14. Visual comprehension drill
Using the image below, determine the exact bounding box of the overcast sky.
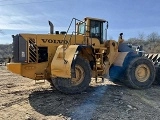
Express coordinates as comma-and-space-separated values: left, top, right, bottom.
0, 0, 160, 44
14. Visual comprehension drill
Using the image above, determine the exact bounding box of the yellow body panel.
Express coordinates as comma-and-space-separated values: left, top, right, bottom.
102, 40, 119, 75
7, 62, 50, 80
20, 34, 85, 46
7, 34, 88, 80
7, 63, 22, 75
51, 45, 79, 78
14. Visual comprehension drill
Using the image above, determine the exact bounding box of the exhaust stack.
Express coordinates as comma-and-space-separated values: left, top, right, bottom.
48, 21, 54, 34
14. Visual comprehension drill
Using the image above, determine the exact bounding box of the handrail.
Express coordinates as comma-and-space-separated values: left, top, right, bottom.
62, 18, 85, 46
62, 18, 85, 63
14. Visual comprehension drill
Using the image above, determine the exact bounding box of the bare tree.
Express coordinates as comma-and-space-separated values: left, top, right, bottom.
147, 32, 160, 42
138, 32, 146, 41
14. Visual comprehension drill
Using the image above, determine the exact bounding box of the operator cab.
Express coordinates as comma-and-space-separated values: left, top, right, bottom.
77, 17, 107, 44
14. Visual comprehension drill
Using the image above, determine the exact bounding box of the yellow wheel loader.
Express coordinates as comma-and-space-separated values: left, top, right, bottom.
7, 17, 156, 94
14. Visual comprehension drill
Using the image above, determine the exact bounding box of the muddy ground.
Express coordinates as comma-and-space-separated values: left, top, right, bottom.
0, 66, 160, 120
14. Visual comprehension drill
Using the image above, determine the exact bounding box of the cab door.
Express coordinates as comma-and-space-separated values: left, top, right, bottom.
90, 20, 104, 44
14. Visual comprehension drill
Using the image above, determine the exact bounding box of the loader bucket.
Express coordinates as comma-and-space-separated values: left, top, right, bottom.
109, 43, 139, 81
109, 43, 156, 89
109, 51, 139, 81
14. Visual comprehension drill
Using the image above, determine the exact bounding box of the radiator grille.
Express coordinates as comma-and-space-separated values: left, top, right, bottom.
28, 38, 37, 63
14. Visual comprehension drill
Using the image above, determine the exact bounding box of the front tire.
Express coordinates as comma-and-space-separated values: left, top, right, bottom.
124, 57, 155, 89
52, 56, 91, 94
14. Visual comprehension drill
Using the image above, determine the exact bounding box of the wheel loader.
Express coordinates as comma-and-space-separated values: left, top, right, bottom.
7, 17, 157, 94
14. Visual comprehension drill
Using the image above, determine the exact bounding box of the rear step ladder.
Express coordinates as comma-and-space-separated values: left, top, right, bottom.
35, 73, 45, 84
94, 47, 106, 83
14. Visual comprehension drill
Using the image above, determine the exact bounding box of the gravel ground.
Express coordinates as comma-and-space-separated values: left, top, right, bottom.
0, 66, 160, 120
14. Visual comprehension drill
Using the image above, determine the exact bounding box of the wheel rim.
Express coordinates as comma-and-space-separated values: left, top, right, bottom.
71, 65, 84, 86
135, 64, 150, 82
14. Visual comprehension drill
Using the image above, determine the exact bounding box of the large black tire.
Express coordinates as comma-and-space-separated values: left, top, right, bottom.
155, 66, 160, 84
52, 56, 91, 94
124, 57, 155, 89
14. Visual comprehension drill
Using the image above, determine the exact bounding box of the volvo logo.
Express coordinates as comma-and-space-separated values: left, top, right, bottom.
41, 39, 69, 44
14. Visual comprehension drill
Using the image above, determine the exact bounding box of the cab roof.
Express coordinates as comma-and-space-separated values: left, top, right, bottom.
85, 17, 106, 22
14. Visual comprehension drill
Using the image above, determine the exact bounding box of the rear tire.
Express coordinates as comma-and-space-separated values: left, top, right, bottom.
124, 57, 155, 89
52, 56, 91, 94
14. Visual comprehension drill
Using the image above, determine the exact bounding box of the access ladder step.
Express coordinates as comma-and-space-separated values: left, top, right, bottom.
96, 69, 103, 72
35, 79, 45, 84
36, 74, 44, 77
95, 77, 104, 83
35, 73, 45, 84
96, 53, 103, 55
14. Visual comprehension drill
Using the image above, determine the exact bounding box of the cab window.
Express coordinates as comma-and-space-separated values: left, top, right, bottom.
78, 22, 86, 34
90, 20, 103, 43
